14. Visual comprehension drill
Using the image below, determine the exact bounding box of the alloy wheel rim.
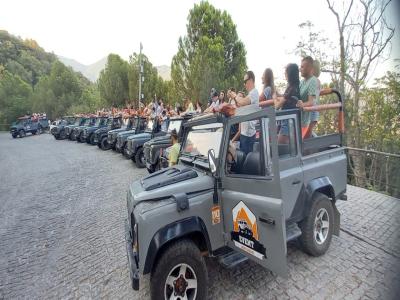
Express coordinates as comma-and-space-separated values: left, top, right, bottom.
314, 208, 329, 245
164, 263, 197, 300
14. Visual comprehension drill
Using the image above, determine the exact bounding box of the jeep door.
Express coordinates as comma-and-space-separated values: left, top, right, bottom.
220, 111, 287, 277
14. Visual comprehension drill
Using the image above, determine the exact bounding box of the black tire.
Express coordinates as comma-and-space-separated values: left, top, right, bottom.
32, 130, 37, 135
298, 192, 334, 257
147, 164, 155, 174
135, 147, 145, 168
12, 133, 17, 139
77, 133, 83, 143
150, 239, 208, 300
89, 134, 95, 145
70, 132, 76, 141
19, 130, 25, 138
37, 126, 42, 134
100, 137, 110, 150
60, 130, 66, 139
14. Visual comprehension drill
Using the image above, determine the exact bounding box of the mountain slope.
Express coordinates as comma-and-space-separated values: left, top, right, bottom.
58, 56, 106, 82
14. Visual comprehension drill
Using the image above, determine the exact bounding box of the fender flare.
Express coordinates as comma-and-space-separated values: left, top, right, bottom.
305, 177, 340, 235
143, 216, 211, 274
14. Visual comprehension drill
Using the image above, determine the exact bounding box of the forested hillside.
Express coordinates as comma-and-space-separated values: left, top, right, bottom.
0, 30, 99, 127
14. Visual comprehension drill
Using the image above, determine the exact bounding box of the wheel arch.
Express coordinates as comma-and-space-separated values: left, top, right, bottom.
144, 216, 211, 275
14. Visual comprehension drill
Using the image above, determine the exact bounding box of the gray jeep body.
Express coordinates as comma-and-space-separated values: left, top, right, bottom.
65, 117, 87, 140
125, 103, 347, 292
10, 117, 43, 138
94, 117, 123, 148
73, 117, 97, 143
81, 117, 108, 144
51, 116, 76, 140
114, 117, 148, 153
143, 115, 193, 172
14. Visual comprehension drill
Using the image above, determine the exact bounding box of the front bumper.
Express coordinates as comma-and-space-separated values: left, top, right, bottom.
125, 219, 139, 291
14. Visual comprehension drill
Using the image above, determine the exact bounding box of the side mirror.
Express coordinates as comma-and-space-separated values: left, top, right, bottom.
208, 149, 217, 176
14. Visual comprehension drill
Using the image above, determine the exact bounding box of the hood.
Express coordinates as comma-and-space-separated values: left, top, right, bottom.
96, 127, 109, 134
117, 129, 137, 137
127, 132, 151, 141
109, 127, 131, 134
127, 165, 213, 209
86, 126, 100, 132
144, 134, 172, 148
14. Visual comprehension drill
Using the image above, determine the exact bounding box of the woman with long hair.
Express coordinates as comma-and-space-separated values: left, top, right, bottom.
260, 68, 275, 100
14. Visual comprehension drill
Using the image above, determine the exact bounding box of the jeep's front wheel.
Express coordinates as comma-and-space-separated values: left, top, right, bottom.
135, 147, 145, 168
100, 137, 110, 150
299, 192, 334, 256
19, 130, 26, 138
151, 240, 207, 300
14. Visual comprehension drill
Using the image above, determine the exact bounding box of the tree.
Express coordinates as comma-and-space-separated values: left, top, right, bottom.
98, 54, 129, 107
128, 53, 166, 106
0, 69, 33, 129
32, 61, 83, 119
171, 1, 247, 105
325, 0, 395, 186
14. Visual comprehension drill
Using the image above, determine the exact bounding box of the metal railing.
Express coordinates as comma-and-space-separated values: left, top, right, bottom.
346, 147, 400, 198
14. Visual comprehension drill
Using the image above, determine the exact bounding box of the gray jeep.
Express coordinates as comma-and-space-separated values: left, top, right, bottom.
125, 90, 347, 299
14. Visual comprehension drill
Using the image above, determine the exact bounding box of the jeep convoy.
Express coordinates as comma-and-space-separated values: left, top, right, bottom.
51, 116, 76, 140
124, 90, 347, 299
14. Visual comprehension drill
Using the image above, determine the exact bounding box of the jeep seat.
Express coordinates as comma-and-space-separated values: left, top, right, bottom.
241, 142, 262, 176
231, 150, 246, 173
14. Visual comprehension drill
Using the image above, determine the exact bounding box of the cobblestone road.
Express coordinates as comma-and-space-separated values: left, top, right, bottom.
0, 133, 399, 299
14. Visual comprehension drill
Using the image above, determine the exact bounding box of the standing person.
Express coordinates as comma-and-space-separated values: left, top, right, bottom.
306, 60, 321, 137
219, 90, 226, 103
204, 91, 220, 113
168, 129, 180, 167
208, 88, 216, 107
233, 71, 259, 154
195, 101, 202, 113
227, 88, 237, 106
297, 56, 319, 139
274, 63, 301, 143
259, 68, 275, 107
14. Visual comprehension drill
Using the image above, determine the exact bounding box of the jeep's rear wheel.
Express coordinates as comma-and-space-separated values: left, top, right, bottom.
299, 192, 333, 256
151, 240, 207, 300
135, 147, 145, 168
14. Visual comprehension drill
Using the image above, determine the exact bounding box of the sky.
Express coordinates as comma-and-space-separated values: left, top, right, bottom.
1, 0, 399, 90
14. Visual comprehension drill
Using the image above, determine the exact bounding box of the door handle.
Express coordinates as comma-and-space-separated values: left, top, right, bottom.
292, 180, 301, 185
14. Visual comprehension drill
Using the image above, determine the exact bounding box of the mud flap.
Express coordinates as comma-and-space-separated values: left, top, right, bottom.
332, 203, 340, 236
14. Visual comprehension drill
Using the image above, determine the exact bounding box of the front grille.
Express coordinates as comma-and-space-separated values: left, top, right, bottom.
144, 147, 151, 161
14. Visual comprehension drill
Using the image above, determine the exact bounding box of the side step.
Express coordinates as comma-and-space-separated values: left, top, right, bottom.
218, 250, 248, 269
286, 223, 302, 242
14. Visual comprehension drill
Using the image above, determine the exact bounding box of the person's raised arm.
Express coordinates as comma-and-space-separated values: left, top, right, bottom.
235, 95, 251, 107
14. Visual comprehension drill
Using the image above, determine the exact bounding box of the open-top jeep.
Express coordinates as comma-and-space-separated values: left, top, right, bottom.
125, 89, 347, 299
66, 117, 88, 140
94, 116, 123, 150
10, 116, 44, 138
124, 117, 165, 167
51, 116, 76, 140
74, 117, 97, 143
81, 116, 109, 145
115, 116, 147, 153
143, 114, 193, 173
106, 116, 136, 150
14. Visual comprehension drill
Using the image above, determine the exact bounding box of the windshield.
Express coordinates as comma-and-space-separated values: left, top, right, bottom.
182, 123, 223, 158
94, 118, 102, 126
82, 119, 90, 126
16, 119, 27, 125
75, 118, 83, 125
168, 120, 182, 134
146, 120, 154, 131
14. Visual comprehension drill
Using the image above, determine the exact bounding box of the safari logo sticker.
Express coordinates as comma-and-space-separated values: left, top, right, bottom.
231, 201, 266, 260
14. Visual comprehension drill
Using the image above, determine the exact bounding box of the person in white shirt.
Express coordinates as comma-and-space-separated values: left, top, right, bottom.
232, 71, 259, 154
204, 92, 220, 113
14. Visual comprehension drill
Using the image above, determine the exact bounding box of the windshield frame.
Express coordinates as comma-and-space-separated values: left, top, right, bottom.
168, 119, 183, 135
181, 122, 224, 162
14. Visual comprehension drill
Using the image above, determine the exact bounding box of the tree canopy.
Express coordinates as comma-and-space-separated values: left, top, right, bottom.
171, 1, 247, 103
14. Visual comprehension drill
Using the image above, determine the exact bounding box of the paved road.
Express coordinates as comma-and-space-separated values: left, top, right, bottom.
0, 133, 399, 300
